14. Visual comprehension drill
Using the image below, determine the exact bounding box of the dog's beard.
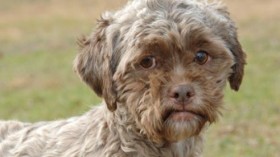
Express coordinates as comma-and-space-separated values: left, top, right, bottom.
158, 87, 223, 142
162, 108, 207, 142
134, 99, 211, 143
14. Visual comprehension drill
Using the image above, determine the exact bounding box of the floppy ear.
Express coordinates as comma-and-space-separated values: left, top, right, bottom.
74, 17, 118, 111
221, 13, 246, 91
227, 37, 246, 91
206, 4, 246, 91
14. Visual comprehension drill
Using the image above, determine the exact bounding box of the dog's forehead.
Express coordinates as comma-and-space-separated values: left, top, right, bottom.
112, 0, 226, 27
110, 0, 228, 51
110, 0, 233, 75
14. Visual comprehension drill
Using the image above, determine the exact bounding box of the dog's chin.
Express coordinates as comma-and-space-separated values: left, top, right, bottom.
163, 110, 207, 142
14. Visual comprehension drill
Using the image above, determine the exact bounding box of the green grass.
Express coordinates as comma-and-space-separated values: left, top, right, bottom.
0, 0, 106, 121
0, 0, 279, 156
0, 51, 101, 121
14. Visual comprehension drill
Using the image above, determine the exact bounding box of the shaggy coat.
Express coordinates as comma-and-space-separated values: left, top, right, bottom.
0, 0, 245, 156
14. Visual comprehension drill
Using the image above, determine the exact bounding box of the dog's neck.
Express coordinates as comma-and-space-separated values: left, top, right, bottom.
101, 103, 203, 157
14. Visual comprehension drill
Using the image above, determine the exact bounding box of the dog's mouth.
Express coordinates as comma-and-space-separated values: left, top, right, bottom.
163, 108, 206, 122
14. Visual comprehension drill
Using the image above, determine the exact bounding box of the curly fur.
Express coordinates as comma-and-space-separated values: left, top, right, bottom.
0, 0, 246, 156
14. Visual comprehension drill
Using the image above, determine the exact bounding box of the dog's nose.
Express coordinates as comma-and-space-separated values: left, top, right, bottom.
169, 84, 195, 103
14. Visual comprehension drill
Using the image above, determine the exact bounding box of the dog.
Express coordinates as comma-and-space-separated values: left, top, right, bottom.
0, 0, 246, 156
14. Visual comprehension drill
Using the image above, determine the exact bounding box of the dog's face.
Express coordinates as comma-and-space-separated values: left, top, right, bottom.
75, 0, 246, 143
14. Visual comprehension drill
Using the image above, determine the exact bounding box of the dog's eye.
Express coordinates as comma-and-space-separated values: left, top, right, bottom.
140, 56, 156, 69
194, 50, 209, 65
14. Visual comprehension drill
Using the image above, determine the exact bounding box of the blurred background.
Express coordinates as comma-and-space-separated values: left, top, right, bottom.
0, 0, 279, 156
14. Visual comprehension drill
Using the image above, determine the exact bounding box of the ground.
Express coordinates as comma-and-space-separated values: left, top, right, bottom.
0, 0, 279, 156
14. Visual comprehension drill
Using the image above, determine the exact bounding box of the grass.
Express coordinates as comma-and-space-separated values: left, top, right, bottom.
0, 0, 279, 156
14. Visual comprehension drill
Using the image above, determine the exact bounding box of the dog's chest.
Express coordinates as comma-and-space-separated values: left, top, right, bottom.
170, 141, 189, 157
169, 138, 202, 157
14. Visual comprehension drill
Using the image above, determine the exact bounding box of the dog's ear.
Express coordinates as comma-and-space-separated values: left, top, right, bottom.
74, 17, 118, 111
207, 5, 246, 91
227, 38, 246, 91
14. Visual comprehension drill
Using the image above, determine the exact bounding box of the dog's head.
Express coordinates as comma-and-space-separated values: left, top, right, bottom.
74, 0, 246, 143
